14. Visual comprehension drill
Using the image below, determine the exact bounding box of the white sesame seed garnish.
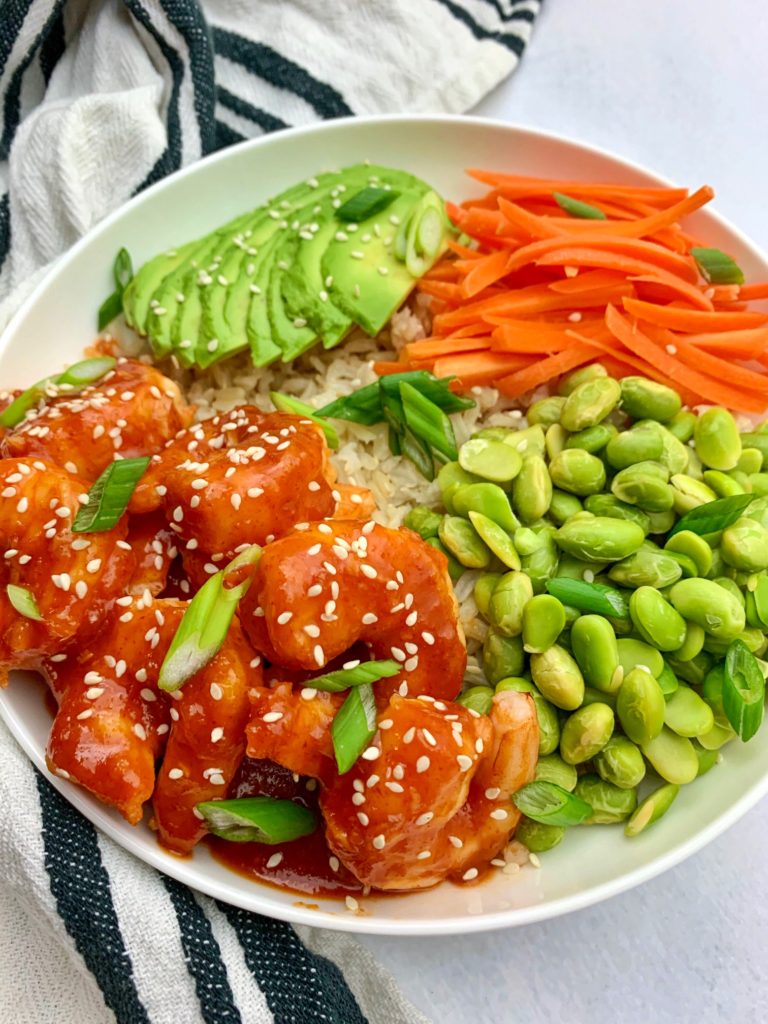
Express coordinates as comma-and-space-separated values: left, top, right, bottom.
263, 711, 283, 723
76, 709, 93, 721
529, 853, 542, 868
393, 763, 405, 780
403, 727, 416, 744
361, 612, 378, 625
307, 545, 322, 557
404, 656, 419, 673
303, 624, 321, 638
457, 755, 473, 772
386, 781, 404, 793
210, 682, 223, 701
416, 851, 431, 860
475, 738, 484, 754
421, 729, 437, 747
168, 768, 184, 780
300, 687, 318, 700
345, 895, 359, 912
360, 564, 377, 579
85, 687, 104, 700
170, 708, 180, 722
277, 611, 293, 625
266, 852, 284, 869
485, 788, 501, 800
356, 812, 370, 826
405, 611, 418, 627
490, 809, 509, 821
361, 746, 380, 761
133, 723, 147, 741
448, 835, 463, 849
372, 834, 386, 850
313, 645, 325, 667
416, 756, 430, 773
415, 812, 434, 826
462, 868, 479, 882
75, 581, 88, 600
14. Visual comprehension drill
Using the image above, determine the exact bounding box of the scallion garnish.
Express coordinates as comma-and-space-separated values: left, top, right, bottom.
158, 545, 261, 692
691, 246, 745, 286
553, 192, 607, 220
315, 371, 472, 424
307, 659, 400, 693
512, 781, 593, 827
6, 583, 43, 621
545, 578, 629, 619
667, 493, 754, 539
196, 796, 316, 844
332, 682, 377, 774
723, 638, 765, 742
400, 380, 458, 461
0, 355, 116, 429
269, 391, 339, 449
72, 456, 150, 533
98, 247, 133, 331
336, 186, 399, 223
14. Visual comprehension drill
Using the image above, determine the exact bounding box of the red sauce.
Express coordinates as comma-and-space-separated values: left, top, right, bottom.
207, 758, 363, 899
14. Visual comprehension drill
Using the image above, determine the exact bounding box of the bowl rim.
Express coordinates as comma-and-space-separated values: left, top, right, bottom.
3, 112, 768, 936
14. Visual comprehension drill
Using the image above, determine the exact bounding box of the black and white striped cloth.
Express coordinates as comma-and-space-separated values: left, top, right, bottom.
0, 2, 540, 1022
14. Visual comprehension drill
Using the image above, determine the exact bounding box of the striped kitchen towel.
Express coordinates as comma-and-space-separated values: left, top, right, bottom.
0, 2, 541, 1022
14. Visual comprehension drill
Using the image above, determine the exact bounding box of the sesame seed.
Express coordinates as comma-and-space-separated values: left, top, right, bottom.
403, 727, 416, 744
303, 624, 321, 638
386, 781, 404, 793
140, 688, 156, 702
313, 645, 325, 666
266, 852, 284, 869
356, 812, 369, 826
404, 656, 418, 673
210, 683, 223, 701
485, 787, 501, 800
168, 768, 184, 780
378, 719, 393, 730
361, 746, 380, 761
391, 647, 406, 662
457, 755, 473, 772
16, 497, 29, 513
360, 564, 377, 579
247, 487, 264, 498
405, 611, 418, 627
416, 756, 430, 773
475, 738, 484, 754
86, 559, 102, 573
76, 709, 93, 721
191, 478, 207, 490
361, 612, 378, 625
308, 480, 321, 492
263, 711, 283, 723
301, 687, 317, 700
170, 708, 180, 721
490, 809, 509, 821
448, 835, 464, 848
133, 723, 147, 741
345, 895, 359, 912
277, 611, 293, 625
422, 729, 437, 747
393, 764, 405, 780
462, 868, 479, 882
307, 544, 322, 557
416, 851, 431, 861
85, 687, 104, 700
415, 812, 433, 826
529, 853, 542, 869
75, 581, 88, 599
372, 834, 386, 850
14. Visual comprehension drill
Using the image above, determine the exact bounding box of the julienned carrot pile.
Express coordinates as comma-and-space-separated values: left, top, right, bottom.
375, 170, 768, 413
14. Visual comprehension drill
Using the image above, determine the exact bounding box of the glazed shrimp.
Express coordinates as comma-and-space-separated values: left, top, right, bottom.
1, 358, 193, 480
46, 597, 257, 850
241, 520, 467, 701
129, 406, 336, 581
0, 458, 135, 671
320, 690, 538, 890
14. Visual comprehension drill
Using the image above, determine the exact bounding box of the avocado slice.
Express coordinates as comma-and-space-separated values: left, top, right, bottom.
266, 236, 317, 361
321, 188, 440, 336
123, 239, 198, 336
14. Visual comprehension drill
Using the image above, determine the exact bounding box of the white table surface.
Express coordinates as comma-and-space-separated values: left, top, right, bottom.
359, 2, 768, 1021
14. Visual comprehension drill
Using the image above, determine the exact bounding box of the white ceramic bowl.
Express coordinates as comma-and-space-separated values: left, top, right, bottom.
2, 115, 768, 936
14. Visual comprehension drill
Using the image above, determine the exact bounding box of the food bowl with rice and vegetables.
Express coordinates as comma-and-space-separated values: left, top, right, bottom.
2, 116, 768, 935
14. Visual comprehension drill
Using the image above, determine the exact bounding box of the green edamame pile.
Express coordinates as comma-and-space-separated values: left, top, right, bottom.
404, 365, 768, 854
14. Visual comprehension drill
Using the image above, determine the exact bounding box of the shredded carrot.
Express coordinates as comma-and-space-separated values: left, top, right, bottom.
461, 249, 512, 298
547, 270, 628, 294
432, 350, 535, 387
495, 342, 600, 398
403, 336, 491, 361
738, 282, 768, 301
467, 170, 689, 206
683, 327, 768, 358
623, 296, 768, 331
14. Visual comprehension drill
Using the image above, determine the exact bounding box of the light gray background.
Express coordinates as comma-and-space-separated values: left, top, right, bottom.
359, 2, 768, 1022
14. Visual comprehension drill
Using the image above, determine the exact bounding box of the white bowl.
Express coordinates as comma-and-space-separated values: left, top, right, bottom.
2, 115, 768, 936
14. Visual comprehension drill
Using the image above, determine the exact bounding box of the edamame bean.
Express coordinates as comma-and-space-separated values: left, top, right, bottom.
673, 621, 706, 662
534, 754, 578, 792
556, 516, 645, 562
468, 510, 521, 570
657, 661, 680, 697
606, 424, 664, 470
712, 576, 746, 606
438, 515, 492, 568
494, 677, 533, 693
549, 489, 584, 526
694, 743, 719, 776
670, 474, 718, 514
584, 494, 652, 533
654, 427, 690, 476
616, 638, 665, 679
559, 363, 608, 396
666, 410, 697, 443
663, 683, 715, 738
474, 572, 502, 618
456, 686, 494, 716
564, 423, 617, 454
611, 461, 674, 512
624, 784, 679, 836
425, 536, 465, 582
703, 469, 745, 498
459, 438, 523, 484
437, 461, 480, 513
664, 549, 699, 578
746, 496, 768, 531
738, 447, 764, 474
520, 528, 560, 593
488, 571, 533, 636
512, 454, 552, 523
561, 376, 622, 432
570, 614, 622, 692
527, 395, 566, 426
666, 650, 713, 687
740, 432, 768, 463
646, 509, 677, 534
694, 406, 742, 471
482, 630, 524, 684
549, 449, 606, 496
453, 482, 519, 532
503, 425, 547, 458
728, 469, 752, 492
595, 736, 646, 789
668, 578, 746, 640
530, 645, 585, 710
516, 818, 566, 853
545, 423, 568, 460
617, 667, 666, 745
560, 703, 615, 764
721, 516, 768, 572
608, 546, 683, 588
641, 727, 699, 784
629, 586, 687, 651
403, 505, 442, 539
664, 530, 713, 577
749, 473, 768, 496
620, 377, 682, 422
574, 775, 638, 824
522, 594, 566, 653
583, 686, 618, 711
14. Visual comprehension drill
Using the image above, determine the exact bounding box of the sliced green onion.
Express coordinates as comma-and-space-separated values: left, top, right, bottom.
72, 456, 150, 533
401, 427, 435, 481
393, 210, 413, 261
400, 380, 458, 461
332, 682, 377, 774
98, 247, 133, 330
691, 246, 745, 286
387, 423, 402, 457
315, 371, 473, 425
723, 638, 765, 741
668, 493, 754, 538
158, 545, 261, 692
336, 187, 399, 223
512, 781, 593, 827
553, 192, 607, 220
113, 247, 133, 290
308, 659, 399, 693
196, 796, 316, 844
545, 578, 629, 618
0, 356, 116, 429
6, 583, 43, 621
98, 291, 124, 331
269, 391, 339, 449
415, 206, 445, 259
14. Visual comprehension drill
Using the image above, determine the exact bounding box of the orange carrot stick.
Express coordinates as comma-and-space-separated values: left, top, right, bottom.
462, 249, 512, 298
738, 282, 768, 301
683, 327, 768, 358
404, 336, 491, 361
642, 326, 768, 395
622, 296, 768, 331
467, 170, 689, 206
495, 342, 600, 399
432, 350, 535, 387
506, 235, 699, 281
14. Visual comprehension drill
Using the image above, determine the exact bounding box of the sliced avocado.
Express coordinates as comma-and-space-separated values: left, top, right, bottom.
168, 235, 226, 367
123, 239, 198, 336
321, 188, 440, 336
245, 232, 284, 366
266, 237, 317, 361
